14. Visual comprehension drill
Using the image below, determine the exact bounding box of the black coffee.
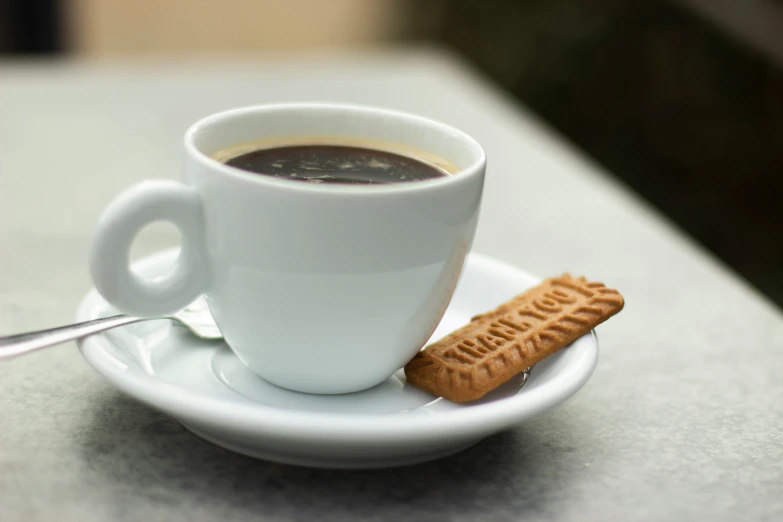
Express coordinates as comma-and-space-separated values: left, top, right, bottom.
223, 145, 449, 185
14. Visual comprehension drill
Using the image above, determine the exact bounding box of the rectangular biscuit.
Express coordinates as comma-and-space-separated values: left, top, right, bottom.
404, 274, 624, 402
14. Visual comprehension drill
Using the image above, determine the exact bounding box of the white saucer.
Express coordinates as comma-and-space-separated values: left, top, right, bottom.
77, 249, 598, 469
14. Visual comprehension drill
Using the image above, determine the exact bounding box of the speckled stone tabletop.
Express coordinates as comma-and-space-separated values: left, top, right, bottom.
1, 49, 781, 522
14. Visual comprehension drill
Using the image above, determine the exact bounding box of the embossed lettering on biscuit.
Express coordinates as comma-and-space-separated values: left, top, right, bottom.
405, 274, 624, 402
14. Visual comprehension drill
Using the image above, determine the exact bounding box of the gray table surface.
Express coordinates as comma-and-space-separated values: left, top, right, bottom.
1, 48, 781, 522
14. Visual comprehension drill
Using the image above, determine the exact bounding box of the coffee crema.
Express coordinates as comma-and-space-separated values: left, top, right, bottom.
211, 137, 459, 186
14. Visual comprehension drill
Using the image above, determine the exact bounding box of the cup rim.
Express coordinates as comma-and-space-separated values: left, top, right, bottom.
184, 102, 486, 195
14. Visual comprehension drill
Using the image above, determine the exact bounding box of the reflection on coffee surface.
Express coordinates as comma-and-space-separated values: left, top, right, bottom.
218, 142, 455, 185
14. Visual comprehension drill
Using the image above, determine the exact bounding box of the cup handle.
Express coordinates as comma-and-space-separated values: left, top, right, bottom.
89, 180, 210, 317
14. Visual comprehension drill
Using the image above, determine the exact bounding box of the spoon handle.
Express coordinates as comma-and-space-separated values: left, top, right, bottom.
0, 315, 149, 359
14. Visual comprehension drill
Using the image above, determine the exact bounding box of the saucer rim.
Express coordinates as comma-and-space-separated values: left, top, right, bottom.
77, 249, 598, 444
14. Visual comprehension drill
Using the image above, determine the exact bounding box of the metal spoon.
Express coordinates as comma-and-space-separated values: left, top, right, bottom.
0, 297, 221, 360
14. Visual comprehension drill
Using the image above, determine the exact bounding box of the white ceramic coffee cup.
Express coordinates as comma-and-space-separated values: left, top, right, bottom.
90, 103, 486, 394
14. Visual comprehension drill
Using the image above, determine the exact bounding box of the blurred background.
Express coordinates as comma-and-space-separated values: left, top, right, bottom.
1, 0, 781, 307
